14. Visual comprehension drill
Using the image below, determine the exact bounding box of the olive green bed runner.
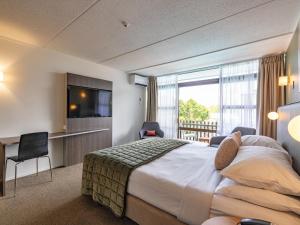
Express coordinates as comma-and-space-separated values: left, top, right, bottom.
81, 138, 188, 217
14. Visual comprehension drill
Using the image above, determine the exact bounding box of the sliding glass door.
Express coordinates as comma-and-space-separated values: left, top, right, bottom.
178, 69, 220, 142
157, 60, 259, 140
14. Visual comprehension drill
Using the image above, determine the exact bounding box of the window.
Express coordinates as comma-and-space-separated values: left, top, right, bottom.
157, 75, 178, 138
220, 60, 258, 134
157, 60, 259, 138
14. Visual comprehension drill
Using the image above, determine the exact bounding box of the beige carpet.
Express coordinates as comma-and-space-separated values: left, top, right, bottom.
0, 164, 137, 225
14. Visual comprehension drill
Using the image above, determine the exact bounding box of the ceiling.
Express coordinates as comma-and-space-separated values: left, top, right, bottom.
0, 0, 300, 76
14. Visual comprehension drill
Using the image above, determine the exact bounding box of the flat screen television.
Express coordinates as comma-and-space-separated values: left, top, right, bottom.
67, 85, 112, 118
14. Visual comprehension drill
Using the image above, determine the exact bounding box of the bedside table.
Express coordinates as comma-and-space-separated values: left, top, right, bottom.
202, 216, 240, 225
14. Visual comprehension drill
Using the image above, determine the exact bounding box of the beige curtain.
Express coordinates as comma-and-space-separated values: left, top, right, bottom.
146, 76, 158, 121
257, 54, 285, 139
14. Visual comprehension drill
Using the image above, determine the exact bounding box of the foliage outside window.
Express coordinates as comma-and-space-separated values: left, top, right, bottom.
179, 99, 209, 121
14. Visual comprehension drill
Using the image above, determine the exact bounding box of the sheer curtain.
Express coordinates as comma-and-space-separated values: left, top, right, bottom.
157, 75, 178, 138
220, 60, 259, 134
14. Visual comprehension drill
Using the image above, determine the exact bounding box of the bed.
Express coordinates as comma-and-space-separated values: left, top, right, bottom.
127, 142, 221, 225
82, 103, 300, 225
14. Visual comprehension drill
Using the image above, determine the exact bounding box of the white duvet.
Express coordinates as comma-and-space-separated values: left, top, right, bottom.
127, 142, 222, 225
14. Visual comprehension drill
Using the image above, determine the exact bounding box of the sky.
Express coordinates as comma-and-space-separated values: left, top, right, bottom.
179, 83, 219, 107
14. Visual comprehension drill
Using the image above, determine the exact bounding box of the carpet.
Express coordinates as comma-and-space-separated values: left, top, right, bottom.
0, 164, 137, 225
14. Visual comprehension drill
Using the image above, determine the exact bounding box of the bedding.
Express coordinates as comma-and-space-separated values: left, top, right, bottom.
82, 134, 299, 225
215, 178, 300, 215
241, 135, 286, 151
81, 138, 187, 217
221, 146, 300, 196
211, 195, 300, 225
128, 142, 222, 225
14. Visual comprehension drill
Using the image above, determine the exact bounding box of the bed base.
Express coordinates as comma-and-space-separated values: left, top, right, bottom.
126, 194, 187, 225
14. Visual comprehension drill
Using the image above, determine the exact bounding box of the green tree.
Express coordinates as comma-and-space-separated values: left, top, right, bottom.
208, 105, 219, 113
179, 99, 209, 121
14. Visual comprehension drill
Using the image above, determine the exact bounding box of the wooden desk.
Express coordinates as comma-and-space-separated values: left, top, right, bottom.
0, 128, 109, 197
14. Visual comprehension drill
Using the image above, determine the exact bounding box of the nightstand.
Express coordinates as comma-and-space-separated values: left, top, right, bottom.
202, 216, 240, 225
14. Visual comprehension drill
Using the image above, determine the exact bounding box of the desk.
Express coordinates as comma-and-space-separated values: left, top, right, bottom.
0, 128, 109, 197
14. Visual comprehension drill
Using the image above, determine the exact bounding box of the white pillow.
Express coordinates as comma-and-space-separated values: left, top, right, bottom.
241, 135, 285, 152
221, 146, 300, 196
216, 178, 300, 215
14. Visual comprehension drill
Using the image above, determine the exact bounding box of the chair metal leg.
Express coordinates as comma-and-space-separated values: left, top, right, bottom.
5, 158, 9, 194
10, 156, 52, 197
5, 158, 8, 176
36, 158, 39, 176
46, 156, 53, 181
14, 163, 20, 197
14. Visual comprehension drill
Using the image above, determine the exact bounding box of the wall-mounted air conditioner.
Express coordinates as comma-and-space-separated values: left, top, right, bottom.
129, 74, 149, 87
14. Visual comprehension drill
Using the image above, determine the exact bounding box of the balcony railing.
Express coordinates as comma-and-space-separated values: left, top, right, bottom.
178, 120, 218, 143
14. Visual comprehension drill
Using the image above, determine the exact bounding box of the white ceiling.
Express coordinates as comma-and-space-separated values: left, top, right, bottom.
134, 33, 293, 76
0, 0, 300, 76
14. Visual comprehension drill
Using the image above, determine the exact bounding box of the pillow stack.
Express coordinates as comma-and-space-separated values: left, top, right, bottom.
215, 178, 300, 216
220, 146, 300, 196
241, 135, 286, 151
214, 135, 300, 218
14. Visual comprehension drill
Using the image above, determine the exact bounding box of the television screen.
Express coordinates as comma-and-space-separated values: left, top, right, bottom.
67, 85, 112, 118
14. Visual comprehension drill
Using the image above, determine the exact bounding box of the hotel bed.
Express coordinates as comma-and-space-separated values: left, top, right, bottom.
127, 142, 221, 225
126, 142, 300, 225
82, 102, 300, 225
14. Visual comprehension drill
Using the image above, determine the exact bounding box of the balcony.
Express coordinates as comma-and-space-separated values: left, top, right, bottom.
178, 120, 218, 143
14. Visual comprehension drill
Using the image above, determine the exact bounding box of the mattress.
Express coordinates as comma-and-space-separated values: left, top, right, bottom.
127, 142, 222, 225
211, 194, 300, 225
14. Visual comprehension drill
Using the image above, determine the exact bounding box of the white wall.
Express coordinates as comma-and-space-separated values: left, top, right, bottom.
0, 42, 146, 180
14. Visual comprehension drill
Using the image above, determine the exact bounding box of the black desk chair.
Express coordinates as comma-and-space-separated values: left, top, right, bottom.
5, 132, 52, 196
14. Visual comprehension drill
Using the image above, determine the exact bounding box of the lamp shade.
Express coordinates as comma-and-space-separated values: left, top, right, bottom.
278, 76, 288, 86
288, 115, 300, 142
0, 71, 4, 82
268, 112, 279, 120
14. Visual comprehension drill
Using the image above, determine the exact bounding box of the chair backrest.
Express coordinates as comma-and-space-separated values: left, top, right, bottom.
18, 132, 48, 161
231, 127, 256, 136
142, 122, 160, 131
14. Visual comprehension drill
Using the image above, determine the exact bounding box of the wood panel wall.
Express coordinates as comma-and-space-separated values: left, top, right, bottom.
65, 73, 112, 166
